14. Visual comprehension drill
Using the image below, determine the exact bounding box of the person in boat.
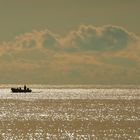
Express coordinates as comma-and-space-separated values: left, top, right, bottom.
24, 85, 26, 90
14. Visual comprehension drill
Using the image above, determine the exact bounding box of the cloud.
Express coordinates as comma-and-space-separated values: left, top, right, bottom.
1, 24, 139, 52
1, 29, 60, 51
0, 24, 140, 84
62, 25, 139, 52
42, 30, 61, 50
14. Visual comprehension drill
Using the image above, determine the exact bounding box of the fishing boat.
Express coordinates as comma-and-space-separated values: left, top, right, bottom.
11, 85, 32, 93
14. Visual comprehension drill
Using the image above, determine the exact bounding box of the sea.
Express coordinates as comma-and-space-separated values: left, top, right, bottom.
0, 85, 140, 140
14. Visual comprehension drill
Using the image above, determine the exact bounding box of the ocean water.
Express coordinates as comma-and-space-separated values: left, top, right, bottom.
0, 85, 140, 139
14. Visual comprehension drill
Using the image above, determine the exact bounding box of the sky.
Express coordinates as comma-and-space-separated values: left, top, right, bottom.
0, 0, 140, 84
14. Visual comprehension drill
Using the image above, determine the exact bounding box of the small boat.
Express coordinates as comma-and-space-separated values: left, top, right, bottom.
11, 85, 32, 93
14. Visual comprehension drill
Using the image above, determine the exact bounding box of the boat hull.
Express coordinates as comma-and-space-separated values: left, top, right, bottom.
11, 88, 32, 93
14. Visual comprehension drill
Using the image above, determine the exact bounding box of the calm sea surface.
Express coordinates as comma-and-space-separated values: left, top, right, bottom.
0, 85, 140, 139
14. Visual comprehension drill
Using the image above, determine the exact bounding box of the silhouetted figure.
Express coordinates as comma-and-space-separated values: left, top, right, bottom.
24, 85, 26, 90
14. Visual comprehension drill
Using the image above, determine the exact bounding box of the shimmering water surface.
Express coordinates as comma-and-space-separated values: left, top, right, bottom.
0, 85, 140, 139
